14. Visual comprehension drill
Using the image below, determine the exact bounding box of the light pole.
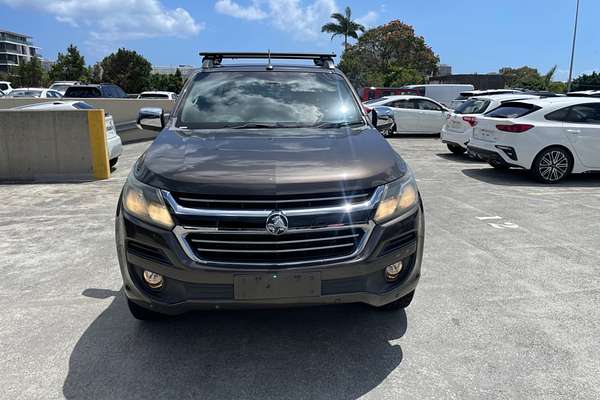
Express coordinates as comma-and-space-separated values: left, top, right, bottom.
567, 0, 580, 92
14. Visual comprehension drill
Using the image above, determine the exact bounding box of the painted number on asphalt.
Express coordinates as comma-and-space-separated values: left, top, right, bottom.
476, 216, 520, 230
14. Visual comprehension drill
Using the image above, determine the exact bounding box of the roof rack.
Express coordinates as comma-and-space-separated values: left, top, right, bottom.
199, 52, 336, 70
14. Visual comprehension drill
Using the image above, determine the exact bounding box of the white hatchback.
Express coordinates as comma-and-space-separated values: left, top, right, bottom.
365, 95, 449, 134
467, 97, 600, 183
441, 93, 539, 154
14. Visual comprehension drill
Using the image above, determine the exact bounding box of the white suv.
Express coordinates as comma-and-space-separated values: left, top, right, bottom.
441, 93, 539, 154
467, 97, 600, 183
0, 81, 13, 94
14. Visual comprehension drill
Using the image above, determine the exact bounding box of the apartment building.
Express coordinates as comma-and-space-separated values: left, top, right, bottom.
0, 29, 41, 72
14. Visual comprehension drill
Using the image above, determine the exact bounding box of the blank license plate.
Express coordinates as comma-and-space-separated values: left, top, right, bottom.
234, 272, 321, 300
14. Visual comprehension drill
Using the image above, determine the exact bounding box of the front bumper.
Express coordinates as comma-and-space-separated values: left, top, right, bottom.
115, 203, 424, 314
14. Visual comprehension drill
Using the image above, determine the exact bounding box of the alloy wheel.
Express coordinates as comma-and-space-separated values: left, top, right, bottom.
538, 150, 569, 182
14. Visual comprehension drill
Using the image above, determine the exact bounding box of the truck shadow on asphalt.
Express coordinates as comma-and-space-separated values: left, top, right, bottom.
63, 289, 407, 400
462, 167, 600, 187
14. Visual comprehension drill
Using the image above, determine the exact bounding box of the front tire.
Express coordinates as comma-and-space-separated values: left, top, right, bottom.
127, 299, 166, 320
531, 147, 572, 183
377, 291, 415, 311
109, 157, 119, 168
447, 143, 466, 155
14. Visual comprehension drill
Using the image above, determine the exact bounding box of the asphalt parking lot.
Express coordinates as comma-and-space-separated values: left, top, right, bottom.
1, 136, 599, 400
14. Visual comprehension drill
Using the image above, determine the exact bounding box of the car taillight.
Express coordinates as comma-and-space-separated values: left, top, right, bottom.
363, 105, 372, 114
462, 116, 477, 127
496, 124, 534, 133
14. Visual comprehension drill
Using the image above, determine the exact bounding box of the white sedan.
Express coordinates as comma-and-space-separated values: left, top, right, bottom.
8, 88, 63, 98
12, 101, 123, 168
441, 93, 539, 154
467, 97, 600, 183
365, 95, 449, 134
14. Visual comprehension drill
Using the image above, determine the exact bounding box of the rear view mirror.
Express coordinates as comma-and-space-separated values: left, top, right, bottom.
137, 107, 165, 132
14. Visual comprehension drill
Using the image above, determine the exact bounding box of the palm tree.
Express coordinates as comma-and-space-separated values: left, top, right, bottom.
321, 6, 365, 50
543, 65, 557, 90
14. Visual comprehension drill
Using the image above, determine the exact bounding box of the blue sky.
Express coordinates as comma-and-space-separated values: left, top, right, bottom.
1, 0, 598, 81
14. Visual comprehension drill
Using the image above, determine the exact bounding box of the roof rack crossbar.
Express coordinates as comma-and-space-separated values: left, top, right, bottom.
200, 52, 336, 69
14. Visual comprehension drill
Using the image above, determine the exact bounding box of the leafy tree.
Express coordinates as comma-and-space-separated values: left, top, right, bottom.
500, 65, 563, 91
101, 48, 152, 94
49, 44, 86, 82
12, 57, 46, 87
145, 69, 184, 93
571, 71, 600, 91
89, 62, 103, 84
383, 66, 425, 87
338, 20, 439, 87
321, 6, 365, 50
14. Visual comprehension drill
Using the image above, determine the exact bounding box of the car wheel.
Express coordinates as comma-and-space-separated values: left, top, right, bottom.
127, 298, 166, 320
109, 157, 119, 168
488, 160, 510, 170
532, 147, 572, 183
376, 290, 415, 311
447, 143, 466, 155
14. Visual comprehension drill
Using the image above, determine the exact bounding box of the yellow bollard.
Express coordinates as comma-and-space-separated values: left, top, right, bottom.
86, 109, 110, 180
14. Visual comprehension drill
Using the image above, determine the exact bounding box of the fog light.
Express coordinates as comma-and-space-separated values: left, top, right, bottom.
143, 270, 163, 289
385, 262, 403, 281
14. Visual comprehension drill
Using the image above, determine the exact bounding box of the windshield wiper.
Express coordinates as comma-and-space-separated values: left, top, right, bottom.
311, 121, 365, 129
227, 123, 286, 129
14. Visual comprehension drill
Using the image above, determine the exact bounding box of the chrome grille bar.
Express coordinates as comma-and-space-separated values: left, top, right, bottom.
190, 233, 359, 245
195, 243, 355, 254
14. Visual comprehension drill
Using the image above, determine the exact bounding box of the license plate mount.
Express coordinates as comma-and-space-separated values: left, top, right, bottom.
234, 272, 321, 300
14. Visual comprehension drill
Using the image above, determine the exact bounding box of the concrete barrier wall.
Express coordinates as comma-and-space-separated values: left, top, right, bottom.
0, 98, 175, 131
0, 109, 110, 182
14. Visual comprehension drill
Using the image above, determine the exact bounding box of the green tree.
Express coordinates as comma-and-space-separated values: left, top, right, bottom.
338, 20, 439, 87
12, 57, 46, 87
89, 62, 103, 84
101, 48, 152, 94
571, 71, 600, 91
383, 66, 426, 87
49, 44, 86, 82
321, 6, 365, 50
500, 65, 563, 91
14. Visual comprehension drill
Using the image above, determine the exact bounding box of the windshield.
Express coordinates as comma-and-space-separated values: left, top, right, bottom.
50, 84, 71, 92
140, 93, 170, 99
454, 98, 490, 114
11, 90, 42, 97
177, 71, 364, 129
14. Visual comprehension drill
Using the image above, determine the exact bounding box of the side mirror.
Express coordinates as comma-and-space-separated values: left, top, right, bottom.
137, 107, 165, 131
372, 106, 395, 136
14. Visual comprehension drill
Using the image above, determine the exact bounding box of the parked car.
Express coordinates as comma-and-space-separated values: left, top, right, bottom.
450, 89, 523, 109
359, 86, 418, 101
567, 90, 600, 98
366, 95, 449, 134
8, 88, 63, 98
467, 97, 600, 183
441, 93, 539, 154
117, 52, 424, 320
137, 91, 177, 100
12, 101, 123, 167
63, 84, 127, 98
402, 84, 474, 107
49, 81, 81, 95
0, 89, 4, 97
0, 81, 13, 94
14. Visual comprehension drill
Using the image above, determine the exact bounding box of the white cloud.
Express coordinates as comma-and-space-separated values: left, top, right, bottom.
356, 11, 378, 29
215, 0, 337, 41
215, 0, 267, 20
1, 0, 203, 42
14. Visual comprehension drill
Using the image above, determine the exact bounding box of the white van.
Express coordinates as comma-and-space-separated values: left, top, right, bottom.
403, 84, 474, 108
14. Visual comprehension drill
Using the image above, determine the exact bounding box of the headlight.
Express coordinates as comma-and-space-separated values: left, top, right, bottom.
122, 174, 174, 229
374, 172, 419, 223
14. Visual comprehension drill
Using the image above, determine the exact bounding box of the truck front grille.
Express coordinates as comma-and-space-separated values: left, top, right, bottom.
184, 227, 366, 265
164, 186, 383, 267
